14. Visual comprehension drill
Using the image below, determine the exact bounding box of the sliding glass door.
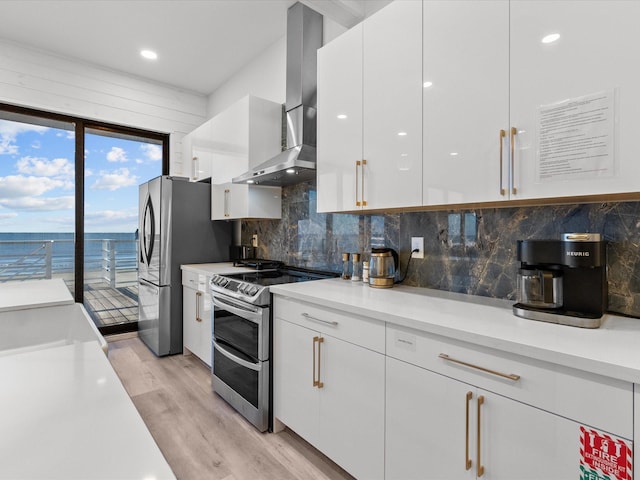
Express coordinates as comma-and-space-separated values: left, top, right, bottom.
83, 128, 164, 331
0, 104, 168, 334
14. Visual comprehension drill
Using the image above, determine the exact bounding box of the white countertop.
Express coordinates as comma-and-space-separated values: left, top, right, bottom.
0, 278, 74, 312
0, 341, 175, 479
271, 278, 640, 384
181, 262, 257, 276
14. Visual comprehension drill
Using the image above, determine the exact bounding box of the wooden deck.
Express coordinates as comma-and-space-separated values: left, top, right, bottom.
83, 282, 138, 328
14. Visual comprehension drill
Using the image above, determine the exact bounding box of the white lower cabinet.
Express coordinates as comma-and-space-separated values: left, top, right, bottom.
273, 295, 633, 480
386, 357, 583, 479
273, 298, 385, 480
182, 270, 211, 366
386, 325, 633, 480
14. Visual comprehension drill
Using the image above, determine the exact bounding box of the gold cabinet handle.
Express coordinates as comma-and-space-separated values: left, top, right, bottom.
195, 291, 203, 322
499, 129, 506, 195
312, 336, 324, 388
465, 391, 473, 470
510, 127, 517, 195
438, 353, 520, 381
355, 161, 361, 207
224, 189, 230, 217
302, 312, 338, 326
477, 395, 485, 477
361, 159, 367, 207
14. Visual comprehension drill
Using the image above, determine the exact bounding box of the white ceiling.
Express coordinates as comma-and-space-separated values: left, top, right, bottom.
0, 0, 389, 96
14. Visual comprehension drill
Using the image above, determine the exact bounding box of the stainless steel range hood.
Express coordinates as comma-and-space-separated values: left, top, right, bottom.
232, 2, 322, 187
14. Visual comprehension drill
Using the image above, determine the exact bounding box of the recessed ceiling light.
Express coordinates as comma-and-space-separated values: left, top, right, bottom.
247, 180, 255, 184
140, 49, 158, 60
286, 169, 295, 174
337, 114, 347, 119
423, 81, 433, 88
541, 33, 560, 44
398, 132, 407, 136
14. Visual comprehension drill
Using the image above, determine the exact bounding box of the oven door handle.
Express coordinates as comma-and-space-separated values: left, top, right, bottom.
213, 339, 261, 372
212, 295, 263, 323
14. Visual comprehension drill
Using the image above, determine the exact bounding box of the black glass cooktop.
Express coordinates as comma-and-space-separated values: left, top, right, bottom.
225, 267, 338, 287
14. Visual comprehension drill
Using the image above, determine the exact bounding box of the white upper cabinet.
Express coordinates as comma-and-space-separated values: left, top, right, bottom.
182, 95, 282, 184
423, 1, 509, 206
363, 0, 422, 210
211, 183, 281, 220
510, 0, 640, 200
317, 0, 422, 213
317, 23, 363, 213
183, 122, 214, 182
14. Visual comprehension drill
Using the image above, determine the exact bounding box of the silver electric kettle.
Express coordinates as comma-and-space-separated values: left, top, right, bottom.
369, 248, 399, 288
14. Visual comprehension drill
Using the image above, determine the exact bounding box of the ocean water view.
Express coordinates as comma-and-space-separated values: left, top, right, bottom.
0, 232, 138, 282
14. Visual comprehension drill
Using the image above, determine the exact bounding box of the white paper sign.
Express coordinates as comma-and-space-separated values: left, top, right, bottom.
536, 90, 615, 182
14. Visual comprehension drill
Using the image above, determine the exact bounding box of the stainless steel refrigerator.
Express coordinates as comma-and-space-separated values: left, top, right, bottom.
138, 176, 231, 356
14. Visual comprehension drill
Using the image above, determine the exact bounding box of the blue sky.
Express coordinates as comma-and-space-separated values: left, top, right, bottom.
0, 119, 162, 233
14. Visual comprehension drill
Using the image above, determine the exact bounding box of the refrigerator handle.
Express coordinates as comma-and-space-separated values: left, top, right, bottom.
142, 194, 155, 265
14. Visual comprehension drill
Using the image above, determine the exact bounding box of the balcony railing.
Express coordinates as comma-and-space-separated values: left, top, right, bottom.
0, 238, 138, 287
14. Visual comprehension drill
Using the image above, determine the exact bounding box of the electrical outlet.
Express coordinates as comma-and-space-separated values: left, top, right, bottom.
411, 237, 424, 259
251, 234, 258, 248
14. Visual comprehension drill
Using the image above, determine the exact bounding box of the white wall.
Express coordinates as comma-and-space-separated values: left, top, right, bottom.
207, 18, 348, 118
0, 39, 208, 176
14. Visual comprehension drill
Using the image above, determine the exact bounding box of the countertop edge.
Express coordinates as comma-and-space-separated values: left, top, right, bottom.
271, 280, 640, 385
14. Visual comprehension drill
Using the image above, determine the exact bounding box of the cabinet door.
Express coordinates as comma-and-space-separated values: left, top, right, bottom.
211, 183, 281, 220
319, 334, 385, 480
182, 285, 211, 366
423, 1, 509, 206
197, 287, 212, 367
510, 1, 640, 200
182, 286, 198, 355
363, 0, 423, 210
189, 122, 214, 182
317, 23, 363, 213
273, 319, 320, 446
479, 389, 580, 479
386, 357, 475, 480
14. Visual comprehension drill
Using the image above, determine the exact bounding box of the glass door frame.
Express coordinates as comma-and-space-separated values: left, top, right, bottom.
0, 102, 169, 334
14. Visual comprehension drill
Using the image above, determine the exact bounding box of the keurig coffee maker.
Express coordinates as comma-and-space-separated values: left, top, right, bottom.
513, 233, 607, 328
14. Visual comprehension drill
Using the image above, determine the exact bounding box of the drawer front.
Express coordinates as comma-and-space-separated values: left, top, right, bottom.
274, 296, 385, 353
181, 270, 209, 291
387, 324, 632, 439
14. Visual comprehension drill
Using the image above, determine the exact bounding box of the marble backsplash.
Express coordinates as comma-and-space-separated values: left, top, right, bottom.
241, 180, 640, 318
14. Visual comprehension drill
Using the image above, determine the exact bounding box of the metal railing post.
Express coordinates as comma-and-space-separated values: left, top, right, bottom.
45, 241, 53, 279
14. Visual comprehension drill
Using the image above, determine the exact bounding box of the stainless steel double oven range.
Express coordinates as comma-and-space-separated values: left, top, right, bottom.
209, 260, 337, 432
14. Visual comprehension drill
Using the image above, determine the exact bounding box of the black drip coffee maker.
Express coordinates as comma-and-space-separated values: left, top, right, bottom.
513, 233, 607, 328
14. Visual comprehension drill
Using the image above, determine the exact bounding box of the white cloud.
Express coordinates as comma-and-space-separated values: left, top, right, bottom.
0, 175, 64, 198
107, 146, 128, 163
140, 143, 162, 161
0, 120, 48, 155
91, 168, 138, 191
0, 212, 18, 220
85, 209, 138, 226
16, 156, 74, 179
0, 195, 74, 211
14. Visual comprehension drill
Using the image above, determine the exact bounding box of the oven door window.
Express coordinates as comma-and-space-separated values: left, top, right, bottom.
214, 312, 259, 361
213, 341, 260, 408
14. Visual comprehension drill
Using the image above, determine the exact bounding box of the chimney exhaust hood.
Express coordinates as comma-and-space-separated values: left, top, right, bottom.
232, 2, 323, 187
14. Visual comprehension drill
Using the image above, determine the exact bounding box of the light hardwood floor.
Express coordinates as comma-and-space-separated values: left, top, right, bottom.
107, 337, 355, 480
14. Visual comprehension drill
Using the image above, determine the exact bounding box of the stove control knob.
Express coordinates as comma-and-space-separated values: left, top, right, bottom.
238, 284, 247, 293
248, 286, 259, 296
